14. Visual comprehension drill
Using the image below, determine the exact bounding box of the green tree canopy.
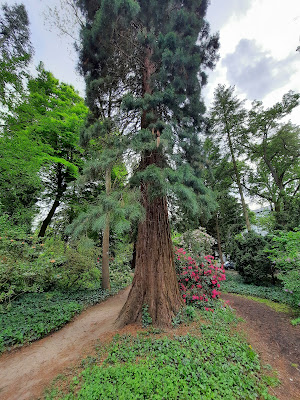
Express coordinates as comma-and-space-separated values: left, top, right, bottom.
2, 64, 88, 234
0, 2, 33, 111
76, 0, 219, 326
247, 92, 300, 223
209, 84, 251, 231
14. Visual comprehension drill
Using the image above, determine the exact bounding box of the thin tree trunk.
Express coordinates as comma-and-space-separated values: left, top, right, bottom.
38, 164, 66, 237
38, 198, 61, 238
216, 214, 224, 264
226, 131, 251, 231
101, 167, 111, 290
274, 201, 281, 213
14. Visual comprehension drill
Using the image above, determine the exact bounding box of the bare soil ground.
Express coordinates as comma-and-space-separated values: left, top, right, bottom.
0, 288, 299, 400
0, 287, 131, 400
222, 293, 300, 400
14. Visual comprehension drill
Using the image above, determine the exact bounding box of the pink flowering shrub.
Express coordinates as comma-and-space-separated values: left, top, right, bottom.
175, 247, 226, 310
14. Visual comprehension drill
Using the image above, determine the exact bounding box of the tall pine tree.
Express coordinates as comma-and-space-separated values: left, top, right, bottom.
76, 0, 219, 326
209, 85, 252, 232
0, 2, 33, 111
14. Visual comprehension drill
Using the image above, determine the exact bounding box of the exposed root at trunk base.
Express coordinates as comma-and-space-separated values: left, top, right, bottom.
117, 183, 183, 328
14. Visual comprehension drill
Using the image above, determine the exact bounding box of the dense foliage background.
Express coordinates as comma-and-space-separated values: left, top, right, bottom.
0, 0, 299, 345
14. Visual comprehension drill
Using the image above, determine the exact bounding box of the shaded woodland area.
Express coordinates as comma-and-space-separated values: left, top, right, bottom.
0, 0, 299, 360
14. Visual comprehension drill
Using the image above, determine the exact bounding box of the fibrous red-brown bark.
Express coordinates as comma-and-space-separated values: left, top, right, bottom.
117, 151, 184, 327
117, 45, 183, 327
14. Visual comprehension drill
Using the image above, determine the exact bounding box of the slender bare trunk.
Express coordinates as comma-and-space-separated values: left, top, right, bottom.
216, 215, 224, 264
226, 131, 251, 231
38, 164, 66, 237
101, 167, 111, 290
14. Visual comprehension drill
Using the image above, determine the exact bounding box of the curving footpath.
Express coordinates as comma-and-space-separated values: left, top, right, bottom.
1, 288, 299, 400
0, 286, 130, 400
222, 293, 300, 400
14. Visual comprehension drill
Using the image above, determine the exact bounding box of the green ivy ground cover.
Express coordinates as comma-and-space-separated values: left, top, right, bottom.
45, 306, 278, 400
222, 272, 294, 306
0, 286, 126, 353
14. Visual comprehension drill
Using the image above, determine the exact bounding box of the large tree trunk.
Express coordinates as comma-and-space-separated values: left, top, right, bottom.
117, 46, 183, 327
101, 167, 111, 290
117, 152, 183, 327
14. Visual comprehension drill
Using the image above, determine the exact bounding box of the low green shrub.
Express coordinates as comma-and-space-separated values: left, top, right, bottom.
228, 232, 275, 285
266, 229, 300, 308
222, 272, 294, 306
44, 305, 277, 400
0, 277, 132, 353
172, 305, 196, 327
291, 317, 300, 326
0, 236, 105, 302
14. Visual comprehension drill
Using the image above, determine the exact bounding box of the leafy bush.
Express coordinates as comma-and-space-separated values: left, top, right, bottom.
172, 227, 216, 256
0, 235, 103, 302
266, 229, 300, 308
45, 306, 277, 400
108, 239, 133, 290
175, 247, 226, 310
229, 232, 275, 285
222, 272, 295, 306
172, 305, 196, 326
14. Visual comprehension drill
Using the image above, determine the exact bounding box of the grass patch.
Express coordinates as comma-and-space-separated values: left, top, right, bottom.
223, 272, 294, 306
0, 284, 129, 353
291, 317, 300, 326
44, 305, 278, 400
231, 294, 293, 313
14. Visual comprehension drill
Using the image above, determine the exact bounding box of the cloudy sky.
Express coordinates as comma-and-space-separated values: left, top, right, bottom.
204, 0, 300, 123
3, 0, 300, 123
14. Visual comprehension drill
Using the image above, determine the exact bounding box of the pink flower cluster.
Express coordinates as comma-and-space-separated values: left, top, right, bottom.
175, 247, 226, 310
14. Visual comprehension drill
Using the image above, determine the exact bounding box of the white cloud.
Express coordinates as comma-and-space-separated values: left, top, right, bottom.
204, 0, 300, 123
223, 39, 299, 99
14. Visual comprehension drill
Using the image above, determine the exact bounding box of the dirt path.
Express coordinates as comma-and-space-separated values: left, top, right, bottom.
1, 289, 300, 400
222, 293, 300, 400
0, 286, 131, 400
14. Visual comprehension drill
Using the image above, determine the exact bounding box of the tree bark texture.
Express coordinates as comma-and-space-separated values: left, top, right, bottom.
117, 172, 183, 327
118, 46, 183, 327
101, 167, 111, 290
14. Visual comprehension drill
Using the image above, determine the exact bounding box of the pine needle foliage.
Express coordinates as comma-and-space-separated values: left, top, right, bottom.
74, 0, 219, 325
66, 188, 143, 237
75, 0, 219, 218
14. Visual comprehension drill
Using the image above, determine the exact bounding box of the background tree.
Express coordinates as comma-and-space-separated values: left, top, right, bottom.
209, 85, 251, 231
202, 137, 244, 262
4, 64, 88, 236
67, 124, 142, 290
247, 93, 300, 228
0, 2, 33, 112
0, 131, 44, 229
76, 0, 219, 326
